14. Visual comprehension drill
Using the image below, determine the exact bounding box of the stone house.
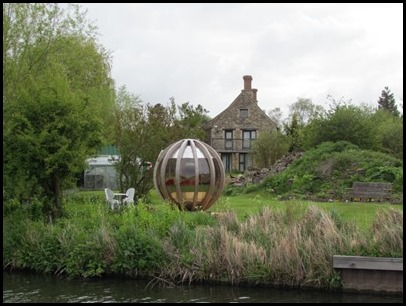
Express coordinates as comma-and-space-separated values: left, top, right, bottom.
203, 75, 276, 172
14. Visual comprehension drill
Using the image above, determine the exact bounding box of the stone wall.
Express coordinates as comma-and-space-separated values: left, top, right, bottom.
229, 152, 304, 186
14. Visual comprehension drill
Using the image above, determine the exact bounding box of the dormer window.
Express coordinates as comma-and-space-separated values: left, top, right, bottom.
239, 109, 248, 118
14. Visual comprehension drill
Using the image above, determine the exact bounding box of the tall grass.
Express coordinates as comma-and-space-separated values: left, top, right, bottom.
158, 204, 402, 289
3, 190, 403, 291
371, 208, 403, 256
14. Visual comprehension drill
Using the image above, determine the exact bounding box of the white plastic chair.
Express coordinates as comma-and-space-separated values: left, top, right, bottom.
104, 188, 120, 210
122, 187, 135, 205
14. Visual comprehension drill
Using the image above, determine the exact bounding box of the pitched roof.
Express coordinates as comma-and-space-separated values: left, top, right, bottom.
203, 90, 274, 129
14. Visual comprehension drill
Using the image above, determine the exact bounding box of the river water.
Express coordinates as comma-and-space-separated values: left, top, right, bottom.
3, 271, 402, 303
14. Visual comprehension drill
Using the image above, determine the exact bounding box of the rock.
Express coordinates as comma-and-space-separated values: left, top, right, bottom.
233, 152, 304, 186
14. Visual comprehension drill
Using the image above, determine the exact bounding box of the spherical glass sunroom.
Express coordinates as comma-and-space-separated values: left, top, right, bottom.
153, 139, 225, 211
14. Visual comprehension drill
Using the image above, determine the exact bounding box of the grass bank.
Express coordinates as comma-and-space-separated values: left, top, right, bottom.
3, 190, 403, 291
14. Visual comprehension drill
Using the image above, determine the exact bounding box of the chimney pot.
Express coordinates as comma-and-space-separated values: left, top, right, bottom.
243, 75, 252, 90
252, 88, 258, 102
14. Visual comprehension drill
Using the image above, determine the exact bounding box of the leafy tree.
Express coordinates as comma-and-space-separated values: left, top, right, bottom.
3, 4, 98, 101
267, 107, 284, 131
377, 86, 400, 117
282, 98, 325, 152
113, 89, 209, 200
288, 98, 325, 126
283, 113, 304, 152
372, 109, 403, 160
398, 95, 403, 118
250, 130, 291, 168
303, 102, 378, 151
171, 99, 210, 142
113, 86, 158, 200
3, 3, 114, 221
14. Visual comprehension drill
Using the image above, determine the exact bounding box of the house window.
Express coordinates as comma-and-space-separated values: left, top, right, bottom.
239, 109, 248, 118
239, 153, 247, 172
239, 153, 252, 172
225, 130, 233, 149
221, 153, 232, 172
242, 130, 256, 149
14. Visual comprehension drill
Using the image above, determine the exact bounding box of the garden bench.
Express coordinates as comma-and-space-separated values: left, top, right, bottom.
348, 182, 392, 202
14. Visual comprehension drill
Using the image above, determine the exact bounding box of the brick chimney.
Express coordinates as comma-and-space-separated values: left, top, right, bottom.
252, 89, 257, 102
243, 75, 252, 90
242, 75, 258, 102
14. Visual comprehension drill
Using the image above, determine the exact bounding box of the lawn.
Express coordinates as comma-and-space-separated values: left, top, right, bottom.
75, 188, 402, 233
207, 191, 403, 232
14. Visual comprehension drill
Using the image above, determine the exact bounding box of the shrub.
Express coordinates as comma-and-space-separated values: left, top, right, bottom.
262, 141, 403, 199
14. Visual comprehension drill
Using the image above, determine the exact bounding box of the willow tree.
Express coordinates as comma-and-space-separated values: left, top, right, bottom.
3, 3, 115, 221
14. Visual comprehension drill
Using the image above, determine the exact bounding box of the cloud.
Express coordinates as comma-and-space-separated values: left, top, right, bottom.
79, 3, 403, 118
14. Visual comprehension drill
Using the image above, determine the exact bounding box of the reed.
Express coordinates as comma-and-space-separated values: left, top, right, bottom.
3, 191, 403, 290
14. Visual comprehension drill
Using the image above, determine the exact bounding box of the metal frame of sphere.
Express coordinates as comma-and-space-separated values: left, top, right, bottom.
153, 139, 225, 211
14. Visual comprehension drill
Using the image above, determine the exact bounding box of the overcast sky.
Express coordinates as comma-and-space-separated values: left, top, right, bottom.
78, 3, 403, 119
